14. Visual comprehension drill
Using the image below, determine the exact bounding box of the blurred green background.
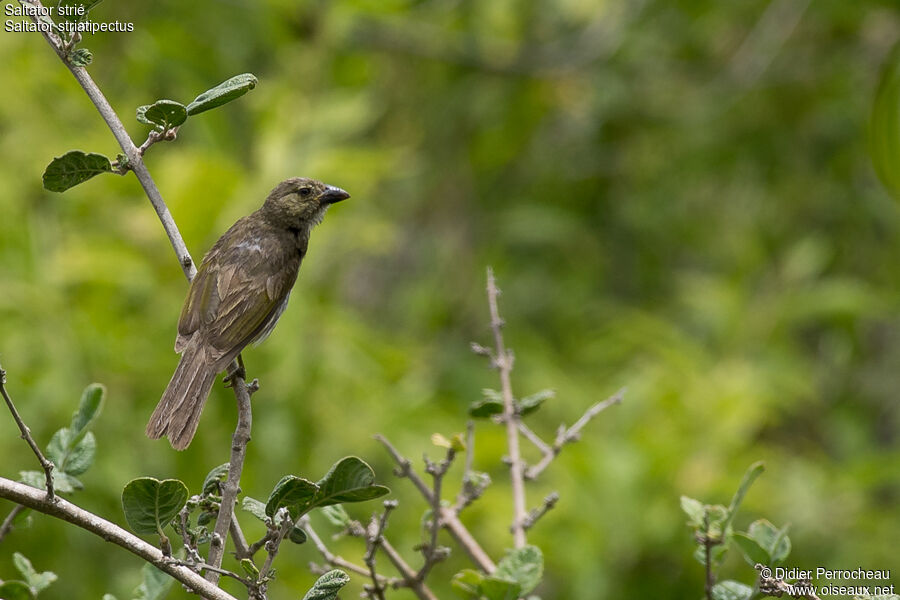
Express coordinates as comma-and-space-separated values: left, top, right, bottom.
1, 0, 898, 598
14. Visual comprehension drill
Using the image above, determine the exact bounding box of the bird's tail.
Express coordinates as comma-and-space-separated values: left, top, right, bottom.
146, 340, 218, 450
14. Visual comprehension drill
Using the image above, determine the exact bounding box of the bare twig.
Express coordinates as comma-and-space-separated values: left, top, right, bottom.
0, 476, 239, 600
206, 366, 254, 584
378, 538, 439, 600
363, 500, 398, 600
484, 267, 528, 548
417, 450, 454, 581
137, 127, 179, 157
0, 363, 55, 499
258, 509, 292, 582
374, 434, 496, 573
0, 504, 27, 542
229, 509, 252, 560
301, 516, 395, 584
453, 422, 490, 514
523, 389, 624, 480
521, 492, 559, 531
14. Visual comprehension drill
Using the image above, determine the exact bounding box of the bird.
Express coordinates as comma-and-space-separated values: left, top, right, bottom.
146, 177, 350, 450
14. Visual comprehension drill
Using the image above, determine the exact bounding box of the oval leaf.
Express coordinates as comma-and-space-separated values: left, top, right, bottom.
265, 475, 318, 517
871, 42, 900, 201
468, 398, 504, 418
42, 151, 112, 192
711, 581, 754, 600
302, 570, 350, 600
122, 477, 189, 535
241, 496, 268, 522
202, 463, 229, 495
136, 100, 187, 130
314, 456, 390, 508
494, 545, 543, 595
71, 383, 104, 438
61, 431, 95, 476
186, 73, 258, 116
732, 532, 770, 566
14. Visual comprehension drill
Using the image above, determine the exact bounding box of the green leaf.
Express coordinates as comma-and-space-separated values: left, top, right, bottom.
288, 524, 308, 544
301, 569, 350, 600
186, 73, 258, 116
517, 389, 554, 416
480, 576, 522, 600
451, 569, 484, 598
240, 559, 259, 579
723, 462, 765, 531
693, 543, 728, 567
71, 384, 104, 439
0, 581, 34, 600
711, 581, 754, 600
202, 463, 229, 495
136, 100, 187, 130
53, 472, 83, 493
240, 497, 268, 522
134, 564, 174, 600
62, 432, 95, 475
42, 151, 112, 192
18, 471, 46, 490
680, 496, 706, 528
431, 432, 465, 451
321, 504, 351, 528
57, 0, 103, 22
468, 398, 504, 418
122, 478, 189, 535
746, 519, 791, 564
12, 553, 57, 593
265, 475, 319, 518
69, 48, 92, 67
732, 532, 770, 566
871, 41, 900, 201
313, 456, 390, 508
494, 545, 543, 594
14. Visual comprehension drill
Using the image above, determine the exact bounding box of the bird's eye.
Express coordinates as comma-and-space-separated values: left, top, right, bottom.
299, 187, 312, 197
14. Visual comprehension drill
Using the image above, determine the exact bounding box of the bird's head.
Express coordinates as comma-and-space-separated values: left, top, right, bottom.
260, 177, 350, 230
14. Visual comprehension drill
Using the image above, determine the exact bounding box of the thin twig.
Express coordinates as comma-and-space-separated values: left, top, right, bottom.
0, 504, 27, 542
0, 363, 55, 499
0, 476, 239, 600
374, 434, 496, 573
301, 517, 395, 584
258, 509, 292, 581
453, 422, 490, 514
485, 267, 527, 548
363, 500, 398, 600
417, 450, 454, 581
378, 538, 439, 600
524, 389, 624, 480
229, 509, 252, 559
207, 369, 254, 584
521, 492, 559, 531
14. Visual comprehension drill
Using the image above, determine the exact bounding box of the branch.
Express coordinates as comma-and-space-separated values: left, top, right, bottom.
417, 450, 453, 581
374, 434, 496, 573
0, 476, 239, 600
484, 267, 527, 548
521, 492, 559, 532
523, 388, 624, 480
0, 363, 55, 499
206, 369, 255, 584
363, 500, 398, 600
452, 422, 490, 514
377, 538, 439, 600
301, 516, 395, 585
0, 505, 27, 543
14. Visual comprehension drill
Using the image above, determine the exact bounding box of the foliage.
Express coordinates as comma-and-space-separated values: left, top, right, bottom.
0, 0, 898, 598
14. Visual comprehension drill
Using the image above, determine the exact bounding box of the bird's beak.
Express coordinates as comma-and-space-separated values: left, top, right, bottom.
321, 185, 350, 204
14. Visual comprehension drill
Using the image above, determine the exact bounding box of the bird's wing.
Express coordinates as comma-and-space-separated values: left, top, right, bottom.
176, 226, 298, 363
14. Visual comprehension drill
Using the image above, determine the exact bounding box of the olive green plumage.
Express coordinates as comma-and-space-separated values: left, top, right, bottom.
146, 177, 350, 450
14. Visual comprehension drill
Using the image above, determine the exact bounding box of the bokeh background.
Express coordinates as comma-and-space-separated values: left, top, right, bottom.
1, 0, 898, 598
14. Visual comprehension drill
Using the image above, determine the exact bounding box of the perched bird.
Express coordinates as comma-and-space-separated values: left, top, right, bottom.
146, 177, 350, 450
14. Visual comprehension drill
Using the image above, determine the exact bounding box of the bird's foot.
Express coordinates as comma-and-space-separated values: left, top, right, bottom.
223, 365, 247, 387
